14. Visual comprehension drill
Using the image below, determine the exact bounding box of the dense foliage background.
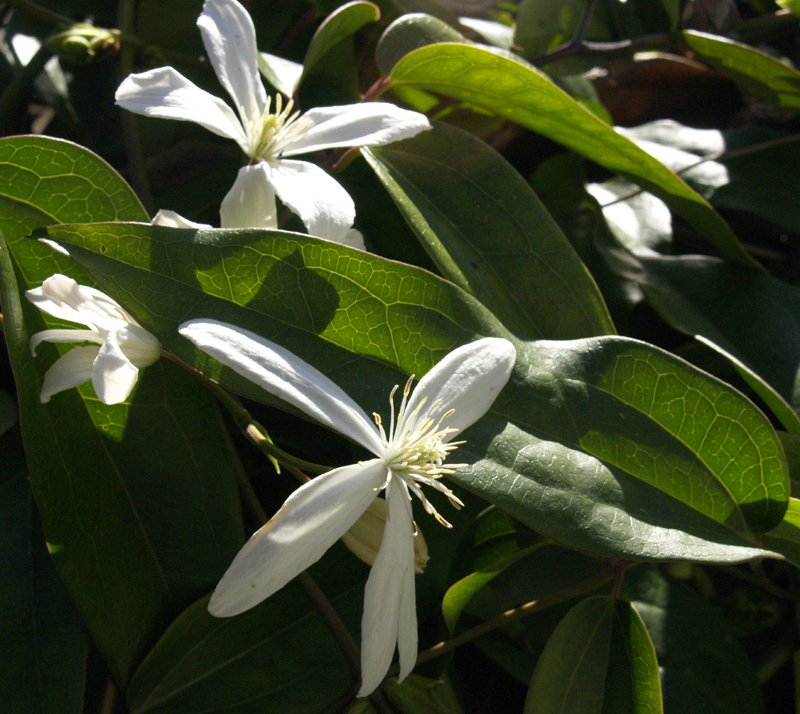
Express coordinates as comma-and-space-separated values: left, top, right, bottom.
3, 0, 800, 712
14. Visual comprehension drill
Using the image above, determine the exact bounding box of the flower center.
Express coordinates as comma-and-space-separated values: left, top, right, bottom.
373, 376, 465, 527
242, 94, 314, 162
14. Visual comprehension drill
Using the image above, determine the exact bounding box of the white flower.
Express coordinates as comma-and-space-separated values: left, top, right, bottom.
178, 318, 516, 696
27, 274, 161, 405
116, 0, 431, 243
151, 207, 367, 250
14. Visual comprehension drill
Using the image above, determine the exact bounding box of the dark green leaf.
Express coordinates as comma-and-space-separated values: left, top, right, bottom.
365, 121, 614, 340
524, 596, 662, 714
683, 31, 800, 110
626, 567, 765, 714
611, 252, 800, 421
0, 431, 87, 714
304, 1, 381, 78
386, 43, 757, 268
376, 13, 468, 76
0, 136, 244, 683
127, 545, 363, 714
39, 223, 787, 560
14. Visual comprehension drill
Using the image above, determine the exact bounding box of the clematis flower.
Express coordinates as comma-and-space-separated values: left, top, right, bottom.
179, 318, 516, 695
27, 274, 161, 404
116, 0, 431, 243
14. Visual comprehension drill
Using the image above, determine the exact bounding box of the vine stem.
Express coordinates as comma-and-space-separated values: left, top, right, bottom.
117, 0, 154, 214
393, 566, 615, 674
162, 351, 331, 476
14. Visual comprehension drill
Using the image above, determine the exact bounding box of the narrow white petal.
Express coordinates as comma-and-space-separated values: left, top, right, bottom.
198, 0, 267, 122
39, 346, 99, 403
282, 103, 432, 156
358, 483, 416, 697
404, 338, 516, 437
179, 319, 384, 454
338, 228, 366, 251
152, 209, 212, 229
116, 67, 247, 147
263, 159, 355, 243
258, 50, 303, 97
91, 330, 140, 405
26, 274, 131, 333
209, 460, 387, 616
219, 164, 278, 229
30, 329, 104, 356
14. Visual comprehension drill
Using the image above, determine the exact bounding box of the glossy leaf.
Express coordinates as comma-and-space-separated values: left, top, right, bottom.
626, 567, 765, 714
38, 222, 788, 562
304, 1, 380, 78
611, 252, 800, 419
524, 596, 662, 714
0, 430, 87, 714
376, 13, 468, 77
0, 136, 244, 683
127, 545, 363, 714
386, 43, 757, 268
683, 31, 800, 110
365, 121, 614, 340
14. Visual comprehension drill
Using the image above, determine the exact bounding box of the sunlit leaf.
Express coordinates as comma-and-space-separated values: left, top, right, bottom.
386, 42, 757, 268
39, 222, 788, 561
365, 121, 614, 340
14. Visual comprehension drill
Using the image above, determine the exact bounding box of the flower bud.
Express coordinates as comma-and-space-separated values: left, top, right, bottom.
342, 498, 430, 573
46, 25, 120, 64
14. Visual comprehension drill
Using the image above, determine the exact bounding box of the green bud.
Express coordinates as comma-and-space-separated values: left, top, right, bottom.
46, 24, 120, 64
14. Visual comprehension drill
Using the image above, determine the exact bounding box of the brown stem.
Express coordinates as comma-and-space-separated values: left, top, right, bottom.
401, 566, 615, 672
4, 0, 73, 25
117, 0, 154, 214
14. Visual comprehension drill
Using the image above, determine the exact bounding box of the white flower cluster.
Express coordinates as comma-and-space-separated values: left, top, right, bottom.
28, 0, 517, 699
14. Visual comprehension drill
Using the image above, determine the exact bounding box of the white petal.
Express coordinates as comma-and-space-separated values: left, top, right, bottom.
219, 164, 278, 229
263, 159, 355, 243
26, 274, 131, 333
115, 66, 247, 147
257, 50, 303, 97
92, 330, 140, 405
358, 483, 417, 697
152, 209, 212, 229
209, 459, 387, 616
338, 228, 366, 251
30, 329, 104, 356
179, 319, 384, 454
404, 338, 516, 437
198, 0, 267, 123
39, 346, 99, 403
282, 103, 432, 156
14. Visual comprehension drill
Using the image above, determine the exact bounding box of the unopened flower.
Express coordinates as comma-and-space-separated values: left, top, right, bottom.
116, 0, 430, 242
342, 498, 430, 574
179, 318, 515, 695
27, 274, 160, 404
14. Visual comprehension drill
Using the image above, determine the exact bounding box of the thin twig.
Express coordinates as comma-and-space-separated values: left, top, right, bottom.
97, 677, 117, 714
400, 566, 615, 673
117, 0, 154, 214
163, 351, 331, 475
4, 0, 73, 25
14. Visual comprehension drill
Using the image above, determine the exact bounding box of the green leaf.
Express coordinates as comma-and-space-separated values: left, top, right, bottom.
626, 567, 766, 714
683, 30, 800, 110
0, 136, 244, 683
376, 12, 468, 77
39, 223, 788, 561
0, 431, 88, 714
364, 121, 614, 340
304, 1, 380, 78
610, 252, 800, 420
763, 497, 800, 568
524, 596, 662, 714
442, 544, 545, 633
386, 43, 757, 268
126, 545, 363, 714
